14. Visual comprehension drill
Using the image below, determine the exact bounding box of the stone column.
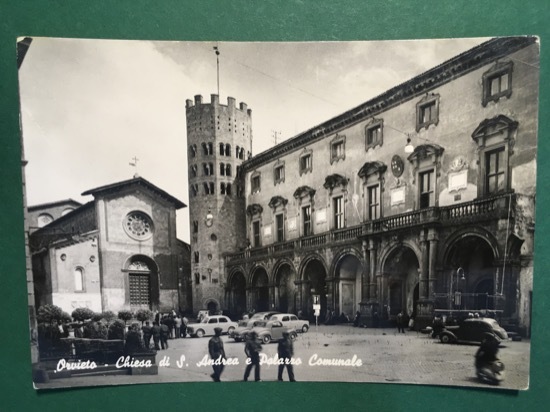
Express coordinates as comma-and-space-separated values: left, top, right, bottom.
294, 280, 303, 314
427, 228, 439, 296
361, 240, 370, 301
420, 230, 429, 300
369, 238, 378, 300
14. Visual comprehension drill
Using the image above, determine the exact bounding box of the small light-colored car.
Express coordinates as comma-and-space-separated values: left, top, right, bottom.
269, 313, 310, 333
187, 315, 238, 338
244, 320, 298, 344
231, 319, 264, 342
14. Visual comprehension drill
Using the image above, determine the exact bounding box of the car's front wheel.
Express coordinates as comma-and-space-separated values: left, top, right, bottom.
440, 334, 451, 344
227, 326, 235, 335
196, 329, 205, 338
262, 335, 271, 344
290, 332, 297, 341
301, 324, 309, 333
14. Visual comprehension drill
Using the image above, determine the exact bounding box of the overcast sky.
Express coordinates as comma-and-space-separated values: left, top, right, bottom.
18, 36, 489, 242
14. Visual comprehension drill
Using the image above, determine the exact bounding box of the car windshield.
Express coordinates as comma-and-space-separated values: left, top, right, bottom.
255, 321, 267, 327
238, 321, 248, 327
485, 319, 499, 327
200, 318, 210, 324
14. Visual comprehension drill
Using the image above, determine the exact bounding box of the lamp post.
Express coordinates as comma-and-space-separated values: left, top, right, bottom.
449, 267, 466, 311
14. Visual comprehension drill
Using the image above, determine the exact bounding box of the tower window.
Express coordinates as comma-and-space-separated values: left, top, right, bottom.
220, 162, 225, 176
225, 164, 231, 176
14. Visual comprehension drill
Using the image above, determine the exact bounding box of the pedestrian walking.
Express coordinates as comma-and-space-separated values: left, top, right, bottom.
142, 321, 152, 349
243, 331, 262, 382
208, 327, 226, 382
160, 322, 170, 349
397, 311, 405, 333
151, 321, 161, 350
277, 331, 296, 382
174, 316, 182, 339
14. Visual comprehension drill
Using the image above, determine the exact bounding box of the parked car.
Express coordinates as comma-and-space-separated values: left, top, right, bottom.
187, 315, 238, 338
439, 318, 508, 344
245, 311, 280, 321
230, 319, 264, 342
269, 313, 310, 333
244, 320, 298, 344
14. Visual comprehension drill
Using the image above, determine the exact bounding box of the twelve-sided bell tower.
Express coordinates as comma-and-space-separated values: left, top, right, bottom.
186, 94, 252, 314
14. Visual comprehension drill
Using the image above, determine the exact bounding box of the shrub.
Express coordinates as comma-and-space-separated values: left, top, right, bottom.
37, 304, 64, 324
108, 319, 126, 340
118, 310, 134, 324
135, 309, 153, 325
71, 307, 95, 322
101, 311, 116, 323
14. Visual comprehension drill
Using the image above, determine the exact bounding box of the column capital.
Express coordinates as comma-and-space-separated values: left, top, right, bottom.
427, 228, 439, 242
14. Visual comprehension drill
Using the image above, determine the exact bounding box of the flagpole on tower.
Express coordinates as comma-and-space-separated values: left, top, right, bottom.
214, 44, 220, 96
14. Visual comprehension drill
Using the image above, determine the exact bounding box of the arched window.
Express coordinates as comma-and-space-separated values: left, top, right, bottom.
220, 162, 225, 176
37, 213, 54, 227
236, 145, 240, 158
219, 143, 225, 156
190, 144, 197, 158
190, 164, 198, 177
225, 144, 231, 156
74, 267, 84, 292
226, 183, 232, 196
226, 164, 231, 176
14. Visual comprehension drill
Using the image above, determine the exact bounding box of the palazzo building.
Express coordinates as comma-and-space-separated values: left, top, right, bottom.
187, 37, 538, 334
30, 177, 191, 315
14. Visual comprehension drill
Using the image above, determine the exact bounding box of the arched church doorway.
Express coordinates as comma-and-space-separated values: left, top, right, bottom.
126, 255, 159, 310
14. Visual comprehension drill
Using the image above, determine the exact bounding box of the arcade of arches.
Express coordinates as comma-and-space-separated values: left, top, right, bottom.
224, 229, 519, 327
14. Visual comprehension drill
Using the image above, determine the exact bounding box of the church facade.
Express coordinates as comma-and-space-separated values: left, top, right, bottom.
188, 37, 538, 335
30, 177, 191, 315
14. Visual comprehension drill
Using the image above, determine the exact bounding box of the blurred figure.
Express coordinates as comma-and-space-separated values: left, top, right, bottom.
277, 331, 295, 382
142, 321, 152, 349
208, 327, 226, 382
475, 333, 505, 385
243, 331, 262, 382
396, 312, 405, 333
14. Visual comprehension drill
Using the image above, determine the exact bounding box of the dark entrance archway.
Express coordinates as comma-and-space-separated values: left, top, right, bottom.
251, 267, 269, 312
228, 271, 247, 318
275, 264, 294, 313
445, 235, 496, 312
334, 254, 363, 319
302, 259, 327, 321
382, 247, 419, 319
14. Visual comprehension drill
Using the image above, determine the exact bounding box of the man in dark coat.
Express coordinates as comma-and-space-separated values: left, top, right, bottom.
160, 321, 170, 349
151, 321, 161, 350
142, 321, 152, 349
124, 324, 142, 355
243, 331, 262, 382
277, 331, 296, 382
396, 312, 405, 333
208, 327, 226, 382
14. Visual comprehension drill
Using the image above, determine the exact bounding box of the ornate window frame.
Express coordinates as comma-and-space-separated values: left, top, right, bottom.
407, 144, 445, 209
358, 161, 387, 220
482, 61, 513, 107
293, 186, 316, 236
365, 118, 384, 151
471, 115, 518, 197
251, 171, 261, 193
299, 148, 313, 176
329, 134, 346, 164
416, 93, 440, 132
246, 204, 263, 248
273, 159, 285, 185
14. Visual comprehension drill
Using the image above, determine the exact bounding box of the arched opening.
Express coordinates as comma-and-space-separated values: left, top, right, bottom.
302, 259, 327, 321
334, 254, 363, 319
206, 300, 219, 314
382, 246, 419, 319
275, 264, 294, 313
126, 255, 159, 310
444, 235, 497, 313
251, 268, 269, 312
228, 272, 246, 317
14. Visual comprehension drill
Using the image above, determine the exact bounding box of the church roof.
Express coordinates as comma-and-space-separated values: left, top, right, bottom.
28, 198, 82, 212
82, 176, 186, 209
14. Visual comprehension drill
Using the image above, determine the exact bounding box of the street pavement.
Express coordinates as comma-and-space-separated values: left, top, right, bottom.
35, 324, 530, 390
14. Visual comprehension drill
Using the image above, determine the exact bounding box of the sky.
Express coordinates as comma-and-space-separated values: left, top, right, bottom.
18, 36, 489, 242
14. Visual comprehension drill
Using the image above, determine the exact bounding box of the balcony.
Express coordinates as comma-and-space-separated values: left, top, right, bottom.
225, 193, 515, 265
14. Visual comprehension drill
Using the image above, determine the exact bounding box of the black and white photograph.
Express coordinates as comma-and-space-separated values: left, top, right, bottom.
17, 36, 538, 390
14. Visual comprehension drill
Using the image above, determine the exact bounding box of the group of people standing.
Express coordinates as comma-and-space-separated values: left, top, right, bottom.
208, 329, 296, 383
140, 313, 189, 350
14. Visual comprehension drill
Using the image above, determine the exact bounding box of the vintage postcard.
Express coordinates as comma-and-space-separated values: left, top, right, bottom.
17, 36, 538, 390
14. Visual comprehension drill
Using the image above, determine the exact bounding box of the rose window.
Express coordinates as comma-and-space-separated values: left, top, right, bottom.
123, 211, 154, 240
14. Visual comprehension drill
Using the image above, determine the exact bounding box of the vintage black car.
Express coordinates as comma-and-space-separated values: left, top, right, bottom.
439, 318, 508, 344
